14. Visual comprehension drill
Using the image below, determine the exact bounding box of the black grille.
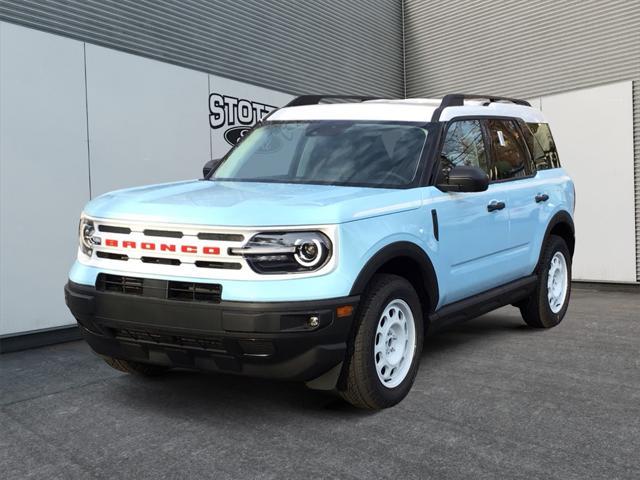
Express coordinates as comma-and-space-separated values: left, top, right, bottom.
96, 274, 221, 303
168, 281, 222, 303
96, 274, 143, 295
114, 328, 225, 352
96, 251, 129, 261
195, 260, 241, 270
197, 232, 244, 242
140, 256, 181, 266
98, 225, 131, 234
143, 229, 183, 238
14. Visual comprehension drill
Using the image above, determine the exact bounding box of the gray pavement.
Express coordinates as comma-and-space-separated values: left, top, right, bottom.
1, 285, 639, 479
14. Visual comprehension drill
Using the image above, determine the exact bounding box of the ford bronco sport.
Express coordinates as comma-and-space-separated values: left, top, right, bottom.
65, 94, 575, 409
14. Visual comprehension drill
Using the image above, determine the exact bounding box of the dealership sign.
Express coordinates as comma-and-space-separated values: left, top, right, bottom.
209, 93, 276, 146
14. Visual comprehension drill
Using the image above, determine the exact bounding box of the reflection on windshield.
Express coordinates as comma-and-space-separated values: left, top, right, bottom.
212, 122, 429, 188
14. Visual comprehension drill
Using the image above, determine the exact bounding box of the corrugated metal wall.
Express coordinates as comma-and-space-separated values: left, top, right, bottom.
0, 0, 403, 97
404, 0, 640, 281
2, 0, 639, 280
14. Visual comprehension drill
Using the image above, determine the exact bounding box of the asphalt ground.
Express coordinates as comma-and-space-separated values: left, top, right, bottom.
1, 285, 638, 479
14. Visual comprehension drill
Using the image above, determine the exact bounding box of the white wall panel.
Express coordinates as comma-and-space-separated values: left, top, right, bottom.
0, 22, 89, 335
539, 81, 636, 282
209, 75, 294, 159
86, 45, 210, 196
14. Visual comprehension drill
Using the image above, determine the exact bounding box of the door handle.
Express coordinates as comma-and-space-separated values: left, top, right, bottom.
487, 201, 506, 212
535, 193, 549, 203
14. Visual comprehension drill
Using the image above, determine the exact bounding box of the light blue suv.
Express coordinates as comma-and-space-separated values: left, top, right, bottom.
65, 94, 575, 409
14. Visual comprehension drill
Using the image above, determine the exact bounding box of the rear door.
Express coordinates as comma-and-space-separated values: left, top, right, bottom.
430, 119, 513, 305
484, 118, 543, 279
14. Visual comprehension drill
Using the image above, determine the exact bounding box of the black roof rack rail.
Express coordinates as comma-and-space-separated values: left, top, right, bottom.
285, 95, 380, 107
257, 95, 380, 125
431, 93, 531, 122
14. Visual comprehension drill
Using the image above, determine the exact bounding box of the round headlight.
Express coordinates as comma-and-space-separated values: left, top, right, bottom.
231, 231, 332, 274
82, 222, 94, 240
294, 238, 323, 267
79, 216, 100, 256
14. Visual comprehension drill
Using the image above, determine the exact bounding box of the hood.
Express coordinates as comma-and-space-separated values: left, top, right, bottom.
84, 180, 421, 227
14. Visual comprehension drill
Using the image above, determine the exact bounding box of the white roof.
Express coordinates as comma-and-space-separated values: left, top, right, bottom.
268, 98, 547, 124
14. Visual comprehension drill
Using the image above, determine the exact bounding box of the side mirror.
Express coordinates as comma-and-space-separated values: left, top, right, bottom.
437, 165, 489, 192
203, 159, 221, 178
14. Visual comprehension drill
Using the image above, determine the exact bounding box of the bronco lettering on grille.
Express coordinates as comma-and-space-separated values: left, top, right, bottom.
103, 239, 220, 255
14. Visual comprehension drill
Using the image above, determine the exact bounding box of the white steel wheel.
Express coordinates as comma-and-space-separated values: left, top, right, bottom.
547, 251, 568, 314
374, 298, 416, 389
519, 235, 572, 329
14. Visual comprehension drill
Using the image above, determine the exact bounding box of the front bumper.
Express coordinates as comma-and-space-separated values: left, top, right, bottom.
64, 280, 358, 382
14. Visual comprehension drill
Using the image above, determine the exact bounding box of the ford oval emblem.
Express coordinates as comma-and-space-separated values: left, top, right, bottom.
224, 126, 251, 146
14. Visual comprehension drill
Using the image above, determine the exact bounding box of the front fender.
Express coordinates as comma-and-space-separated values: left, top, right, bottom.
338, 207, 440, 310
349, 240, 439, 310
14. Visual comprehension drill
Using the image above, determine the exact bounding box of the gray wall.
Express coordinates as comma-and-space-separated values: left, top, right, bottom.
0, 21, 295, 337
404, 0, 640, 281
0, 23, 90, 337
0, 0, 404, 97
0, 2, 402, 338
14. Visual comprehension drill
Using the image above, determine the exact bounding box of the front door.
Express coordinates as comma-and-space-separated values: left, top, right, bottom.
427, 119, 512, 306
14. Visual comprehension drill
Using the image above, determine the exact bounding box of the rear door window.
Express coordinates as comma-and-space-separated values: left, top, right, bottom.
485, 119, 533, 181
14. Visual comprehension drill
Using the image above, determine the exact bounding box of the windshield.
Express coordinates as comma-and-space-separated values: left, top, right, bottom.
211, 121, 430, 188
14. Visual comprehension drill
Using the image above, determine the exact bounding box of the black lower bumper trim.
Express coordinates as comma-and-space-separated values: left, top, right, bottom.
65, 281, 358, 382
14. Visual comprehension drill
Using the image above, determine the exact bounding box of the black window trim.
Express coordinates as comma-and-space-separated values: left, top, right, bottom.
432, 115, 539, 186
427, 117, 491, 186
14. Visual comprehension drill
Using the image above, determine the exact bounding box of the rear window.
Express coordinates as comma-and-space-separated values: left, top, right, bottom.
524, 123, 561, 170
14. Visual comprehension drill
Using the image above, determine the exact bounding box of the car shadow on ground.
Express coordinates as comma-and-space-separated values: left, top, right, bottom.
102, 310, 533, 417
422, 310, 531, 354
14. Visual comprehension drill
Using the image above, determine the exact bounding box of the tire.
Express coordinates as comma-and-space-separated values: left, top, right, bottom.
520, 235, 572, 328
340, 274, 424, 409
102, 356, 168, 376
